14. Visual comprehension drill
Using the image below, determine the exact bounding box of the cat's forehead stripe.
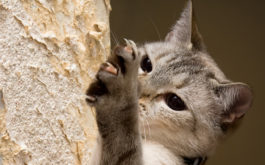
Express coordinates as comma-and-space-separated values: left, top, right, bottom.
154, 52, 170, 61
154, 49, 178, 62
175, 76, 190, 89
168, 58, 204, 75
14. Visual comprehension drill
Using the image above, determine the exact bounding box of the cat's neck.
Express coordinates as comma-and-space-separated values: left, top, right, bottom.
143, 141, 208, 165
142, 141, 182, 165
140, 120, 216, 164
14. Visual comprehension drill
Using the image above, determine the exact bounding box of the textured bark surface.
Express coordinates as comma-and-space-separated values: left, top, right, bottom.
0, 0, 110, 164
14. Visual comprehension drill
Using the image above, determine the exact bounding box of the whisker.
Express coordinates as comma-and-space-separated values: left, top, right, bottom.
110, 30, 120, 46
149, 19, 162, 41
145, 118, 151, 139
142, 118, 147, 143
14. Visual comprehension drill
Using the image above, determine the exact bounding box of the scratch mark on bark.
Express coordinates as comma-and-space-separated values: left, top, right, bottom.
58, 120, 82, 165
0, 90, 4, 110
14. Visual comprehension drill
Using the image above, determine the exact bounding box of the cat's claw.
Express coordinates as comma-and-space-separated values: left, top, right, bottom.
86, 95, 97, 103
124, 39, 138, 55
100, 62, 118, 75
124, 39, 138, 58
124, 38, 130, 46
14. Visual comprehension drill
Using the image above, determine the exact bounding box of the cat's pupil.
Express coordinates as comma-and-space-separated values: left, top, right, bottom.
140, 56, 152, 73
165, 93, 186, 111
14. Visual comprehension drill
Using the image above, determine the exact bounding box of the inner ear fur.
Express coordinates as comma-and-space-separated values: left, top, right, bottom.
215, 83, 253, 129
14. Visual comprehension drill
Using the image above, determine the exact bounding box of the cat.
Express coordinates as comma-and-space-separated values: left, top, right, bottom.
86, 0, 253, 165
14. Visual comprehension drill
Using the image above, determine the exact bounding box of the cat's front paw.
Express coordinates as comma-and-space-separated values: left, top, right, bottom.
86, 40, 140, 107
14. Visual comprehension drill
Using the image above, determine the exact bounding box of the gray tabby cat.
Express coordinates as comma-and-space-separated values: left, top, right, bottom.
86, 1, 253, 165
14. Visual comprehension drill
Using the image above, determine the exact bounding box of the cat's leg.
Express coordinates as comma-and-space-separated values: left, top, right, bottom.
86, 40, 142, 165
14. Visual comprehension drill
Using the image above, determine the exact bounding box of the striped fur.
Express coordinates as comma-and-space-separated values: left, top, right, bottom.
88, 1, 252, 165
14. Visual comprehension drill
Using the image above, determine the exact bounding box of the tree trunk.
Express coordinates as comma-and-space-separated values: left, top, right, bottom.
0, 0, 111, 164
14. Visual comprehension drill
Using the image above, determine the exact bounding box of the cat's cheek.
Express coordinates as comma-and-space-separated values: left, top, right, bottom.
154, 102, 194, 127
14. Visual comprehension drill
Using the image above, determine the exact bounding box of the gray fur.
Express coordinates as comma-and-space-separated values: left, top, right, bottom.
86, 0, 253, 164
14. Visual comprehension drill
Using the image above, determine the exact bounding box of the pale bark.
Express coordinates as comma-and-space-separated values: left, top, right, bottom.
0, 0, 111, 164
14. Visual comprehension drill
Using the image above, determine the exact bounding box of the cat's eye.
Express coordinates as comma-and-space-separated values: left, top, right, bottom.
165, 93, 186, 111
140, 55, 152, 73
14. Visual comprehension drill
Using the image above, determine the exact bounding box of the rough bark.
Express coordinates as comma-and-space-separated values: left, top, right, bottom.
0, 0, 111, 164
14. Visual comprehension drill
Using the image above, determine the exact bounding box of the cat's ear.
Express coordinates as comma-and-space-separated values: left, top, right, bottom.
215, 83, 253, 130
165, 0, 205, 51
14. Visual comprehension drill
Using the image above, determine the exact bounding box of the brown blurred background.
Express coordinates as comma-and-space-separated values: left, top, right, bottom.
110, 0, 265, 164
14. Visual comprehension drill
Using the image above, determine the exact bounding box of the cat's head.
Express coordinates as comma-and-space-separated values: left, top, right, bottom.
137, 0, 253, 161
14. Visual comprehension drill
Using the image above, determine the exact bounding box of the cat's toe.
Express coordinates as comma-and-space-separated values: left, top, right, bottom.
86, 80, 108, 105
98, 62, 119, 76
114, 46, 135, 63
110, 41, 139, 76
124, 39, 138, 57
96, 62, 121, 85
85, 95, 97, 104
